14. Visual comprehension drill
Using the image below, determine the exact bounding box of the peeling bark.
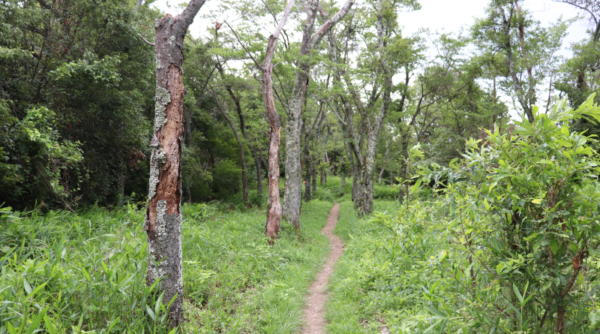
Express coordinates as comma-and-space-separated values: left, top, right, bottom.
144, 0, 206, 328
263, 0, 295, 242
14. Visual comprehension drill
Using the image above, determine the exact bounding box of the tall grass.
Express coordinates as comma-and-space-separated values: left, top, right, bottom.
0, 199, 334, 333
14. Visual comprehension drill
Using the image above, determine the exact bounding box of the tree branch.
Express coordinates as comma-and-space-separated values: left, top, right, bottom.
138, 33, 155, 46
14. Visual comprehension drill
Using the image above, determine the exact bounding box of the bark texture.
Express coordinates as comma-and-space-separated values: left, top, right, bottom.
144, 0, 206, 328
282, 0, 354, 231
263, 0, 296, 242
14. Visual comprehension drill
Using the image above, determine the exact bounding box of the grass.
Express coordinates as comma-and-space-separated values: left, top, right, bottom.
325, 200, 402, 333
327, 195, 600, 333
0, 198, 334, 334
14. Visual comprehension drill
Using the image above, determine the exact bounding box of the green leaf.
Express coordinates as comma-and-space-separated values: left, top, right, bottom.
556, 139, 572, 147
23, 277, 32, 295
25, 282, 47, 300
496, 262, 504, 275
81, 266, 92, 282
44, 315, 57, 334
146, 305, 156, 321
550, 239, 559, 255
7, 322, 17, 334
26, 307, 47, 334
513, 283, 523, 304
531, 199, 542, 204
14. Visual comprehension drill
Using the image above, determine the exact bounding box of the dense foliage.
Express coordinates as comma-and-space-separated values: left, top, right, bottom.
326, 96, 600, 333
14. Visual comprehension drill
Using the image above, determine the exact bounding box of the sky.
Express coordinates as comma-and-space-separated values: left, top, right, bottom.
153, 0, 589, 47
151, 0, 591, 119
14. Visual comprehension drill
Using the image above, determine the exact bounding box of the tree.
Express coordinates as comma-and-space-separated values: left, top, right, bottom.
555, 0, 600, 41
262, 0, 296, 242
282, 0, 354, 231
144, 0, 207, 328
472, 0, 567, 122
327, 0, 419, 215
208, 85, 249, 206
0, 0, 157, 209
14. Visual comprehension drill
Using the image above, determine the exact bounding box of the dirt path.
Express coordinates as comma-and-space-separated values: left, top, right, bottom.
301, 203, 343, 334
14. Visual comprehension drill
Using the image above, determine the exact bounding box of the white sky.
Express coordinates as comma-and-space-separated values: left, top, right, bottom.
152, 0, 591, 120
154, 0, 588, 47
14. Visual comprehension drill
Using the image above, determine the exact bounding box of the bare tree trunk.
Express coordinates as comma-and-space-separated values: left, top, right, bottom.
557, 304, 565, 333
209, 86, 249, 206
262, 0, 295, 242
341, 173, 345, 188
303, 125, 312, 202
254, 155, 263, 200
145, 0, 206, 328
136, 0, 144, 13
389, 169, 393, 186
282, 0, 354, 231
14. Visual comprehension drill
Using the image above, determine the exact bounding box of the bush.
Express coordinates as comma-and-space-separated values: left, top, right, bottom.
373, 184, 397, 200
327, 96, 600, 333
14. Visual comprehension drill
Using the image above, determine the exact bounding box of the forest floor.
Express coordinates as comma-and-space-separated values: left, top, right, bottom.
301, 203, 343, 334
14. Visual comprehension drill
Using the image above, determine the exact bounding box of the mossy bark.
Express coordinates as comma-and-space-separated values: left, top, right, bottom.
144, 0, 206, 328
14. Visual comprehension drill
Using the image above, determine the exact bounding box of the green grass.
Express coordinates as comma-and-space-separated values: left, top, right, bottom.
0, 199, 334, 334
182, 200, 332, 333
325, 200, 402, 333
327, 196, 600, 333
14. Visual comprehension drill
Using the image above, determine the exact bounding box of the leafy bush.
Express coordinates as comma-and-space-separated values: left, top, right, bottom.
435, 96, 600, 333
373, 184, 397, 200
327, 96, 600, 333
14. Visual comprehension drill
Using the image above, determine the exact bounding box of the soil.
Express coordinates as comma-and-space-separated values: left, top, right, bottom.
301, 203, 343, 334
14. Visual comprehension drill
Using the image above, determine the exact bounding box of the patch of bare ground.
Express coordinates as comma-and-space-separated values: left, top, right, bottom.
301, 203, 343, 334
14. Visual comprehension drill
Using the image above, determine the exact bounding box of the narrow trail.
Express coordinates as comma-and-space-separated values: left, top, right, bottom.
301, 203, 343, 334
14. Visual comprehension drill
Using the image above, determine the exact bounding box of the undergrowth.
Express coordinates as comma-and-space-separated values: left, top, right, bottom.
0, 199, 333, 333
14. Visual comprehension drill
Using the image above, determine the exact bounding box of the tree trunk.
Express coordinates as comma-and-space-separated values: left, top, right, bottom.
303, 125, 312, 202
282, 0, 317, 231
557, 304, 565, 334
311, 157, 318, 192
354, 0, 392, 216
262, 0, 295, 242
209, 87, 248, 206
378, 167, 385, 184
282, 0, 354, 231
145, 0, 206, 328
341, 173, 345, 188
254, 155, 263, 201
389, 169, 393, 186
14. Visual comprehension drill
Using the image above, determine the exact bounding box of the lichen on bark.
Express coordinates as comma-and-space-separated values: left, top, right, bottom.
148, 148, 166, 200
154, 87, 171, 132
